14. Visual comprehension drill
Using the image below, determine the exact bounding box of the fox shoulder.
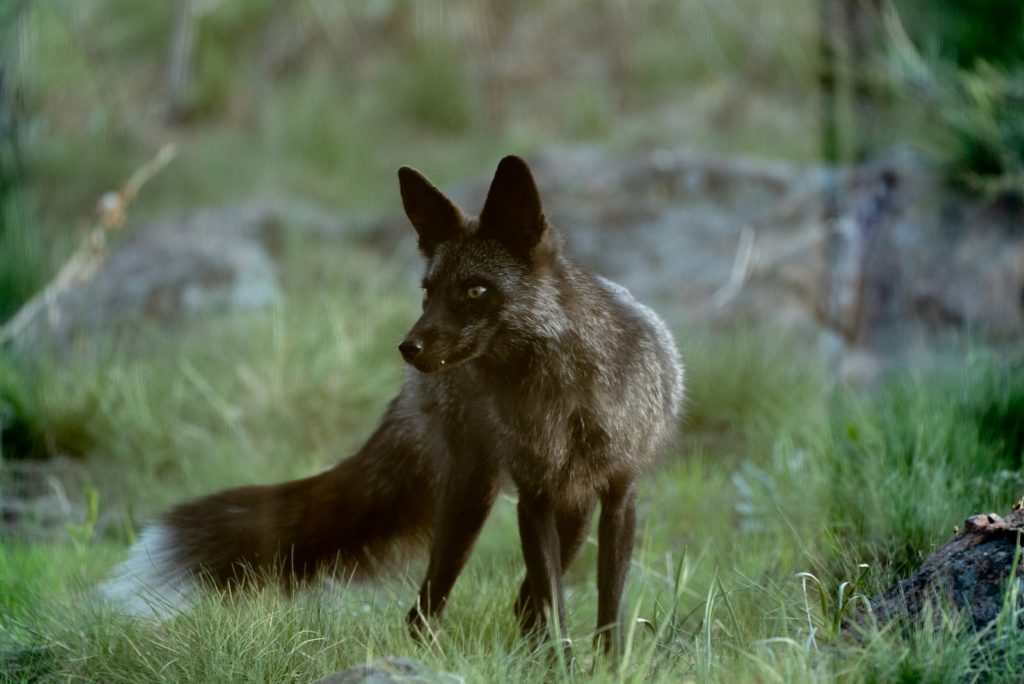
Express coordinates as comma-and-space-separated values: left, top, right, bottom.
596, 275, 684, 418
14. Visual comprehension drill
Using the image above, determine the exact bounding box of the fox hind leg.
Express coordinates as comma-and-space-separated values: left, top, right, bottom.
595, 478, 637, 655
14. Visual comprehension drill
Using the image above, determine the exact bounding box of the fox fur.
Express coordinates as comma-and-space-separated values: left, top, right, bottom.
103, 155, 684, 651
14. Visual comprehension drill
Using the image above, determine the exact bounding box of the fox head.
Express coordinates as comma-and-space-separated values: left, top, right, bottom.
396, 155, 563, 373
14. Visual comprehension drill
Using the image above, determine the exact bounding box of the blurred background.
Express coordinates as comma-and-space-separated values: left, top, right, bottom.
1, 0, 1019, 276
2, 3, 1024, 681
1, 0, 1022, 350
1, 0, 1023, 539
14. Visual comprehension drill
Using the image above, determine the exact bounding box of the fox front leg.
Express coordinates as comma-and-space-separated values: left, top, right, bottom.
514, 498, 596, 634
595, 478, 637, 655
407, 466, 498, 637
516, 492, 567, 643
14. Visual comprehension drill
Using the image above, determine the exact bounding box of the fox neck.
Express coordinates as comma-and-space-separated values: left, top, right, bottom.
477, 254, 610, 383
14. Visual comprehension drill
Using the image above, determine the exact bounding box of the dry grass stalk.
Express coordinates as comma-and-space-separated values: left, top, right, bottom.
0, 144, 177, 346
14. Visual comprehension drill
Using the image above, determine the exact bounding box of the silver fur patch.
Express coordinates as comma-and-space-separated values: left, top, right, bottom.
596, 275, 684, 413
100, 524, 193, 619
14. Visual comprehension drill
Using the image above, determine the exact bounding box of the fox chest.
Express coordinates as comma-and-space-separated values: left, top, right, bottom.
424, 368, 625, 499
481, 391, 619, 498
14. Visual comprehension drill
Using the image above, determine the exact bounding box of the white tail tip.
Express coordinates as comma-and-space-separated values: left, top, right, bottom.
100, 524, 193, 619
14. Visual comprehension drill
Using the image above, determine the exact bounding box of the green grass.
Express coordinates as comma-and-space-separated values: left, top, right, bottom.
2, 241, 416, 528
2, 229, 1022, 681
4, 1, 1024, 680
825, 355, 1024, 577
0, 195, 47, 323
12, 0, 825, 242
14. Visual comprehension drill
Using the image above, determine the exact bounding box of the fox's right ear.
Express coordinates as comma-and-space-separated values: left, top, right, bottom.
398, 166, 464, 257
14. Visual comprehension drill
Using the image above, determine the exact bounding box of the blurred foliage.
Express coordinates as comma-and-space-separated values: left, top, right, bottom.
0, 353, 101, 461
392, 38, 475, 133
893, 0, 1024, 69
967, 350, 1024, 468
1, 0, 1019, 301
681, 326, 826, 453
0, 0, 828, 318
8, 0, 821, 242
888, 1, 1024, 198
0, 199, 45, 322
940, 64, 1024, 198
0, 3, 45, 320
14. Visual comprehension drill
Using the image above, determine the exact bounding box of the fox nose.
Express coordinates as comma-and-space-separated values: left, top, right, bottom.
399, 338, 423, 361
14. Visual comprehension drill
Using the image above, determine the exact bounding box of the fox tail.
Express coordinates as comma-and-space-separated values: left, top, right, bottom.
102, 409, 434, 617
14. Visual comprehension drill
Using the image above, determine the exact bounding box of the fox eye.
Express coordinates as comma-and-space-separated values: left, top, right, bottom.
467, 285, 487, 299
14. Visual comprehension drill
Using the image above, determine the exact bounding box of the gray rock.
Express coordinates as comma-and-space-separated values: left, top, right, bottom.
367, 145, 1024, 376
7, 203, 288, 354
12, 146, 1021, 373
315, 657, 463, 684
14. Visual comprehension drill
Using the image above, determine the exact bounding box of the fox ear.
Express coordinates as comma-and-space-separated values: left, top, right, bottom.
398, 166, 464, 257
477, 155, 547, 262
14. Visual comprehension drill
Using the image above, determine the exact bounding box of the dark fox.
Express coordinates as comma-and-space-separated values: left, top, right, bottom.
104, 155, 684, 651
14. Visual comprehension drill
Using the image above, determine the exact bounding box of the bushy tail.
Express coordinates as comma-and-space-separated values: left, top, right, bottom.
102, 407, 435, 617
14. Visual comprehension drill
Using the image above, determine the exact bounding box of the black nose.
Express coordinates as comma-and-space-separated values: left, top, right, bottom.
399, 338, 423, 361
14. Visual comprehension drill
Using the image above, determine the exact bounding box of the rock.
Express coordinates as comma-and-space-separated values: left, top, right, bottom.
315, 657, 463, 684
861, 505, 1024, 631
1, 199, 361, 356
12, 146, 1022, 372
365, 145, 1024, 375
6, 203, 287, 354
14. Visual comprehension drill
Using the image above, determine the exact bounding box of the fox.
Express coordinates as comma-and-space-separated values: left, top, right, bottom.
103, 155, 684, 653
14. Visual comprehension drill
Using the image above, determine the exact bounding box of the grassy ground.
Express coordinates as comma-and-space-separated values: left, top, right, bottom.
2, 230, 1023, 682
3, 1, 1024, 681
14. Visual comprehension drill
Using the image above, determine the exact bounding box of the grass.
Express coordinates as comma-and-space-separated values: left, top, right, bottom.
2, 224, 1022, 681
3, 1, 1024, 680
10, 0, 824, 240
825, 354, 1024, 576
0, 197, 46, 326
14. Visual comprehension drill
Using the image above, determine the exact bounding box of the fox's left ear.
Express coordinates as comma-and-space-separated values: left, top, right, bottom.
399, 166, 465, 257
477, 155, 548, 263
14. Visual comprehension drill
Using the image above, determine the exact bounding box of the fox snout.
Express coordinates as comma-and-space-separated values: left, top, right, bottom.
398, 334, 452, 373
398, 338, 424, 363
399, 300, 471, 372
398, 329, 451, 373
399, 314, 482, 373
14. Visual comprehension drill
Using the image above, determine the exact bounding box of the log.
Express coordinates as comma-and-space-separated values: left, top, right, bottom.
863, 505, 1024, 631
